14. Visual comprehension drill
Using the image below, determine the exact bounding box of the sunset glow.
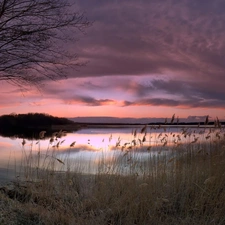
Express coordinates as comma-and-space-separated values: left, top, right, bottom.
1, 0, 225, 121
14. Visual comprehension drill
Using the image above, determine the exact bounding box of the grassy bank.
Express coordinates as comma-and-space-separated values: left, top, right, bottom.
0, 126, 225, 224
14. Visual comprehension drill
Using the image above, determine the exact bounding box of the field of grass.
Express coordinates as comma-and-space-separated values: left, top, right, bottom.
0, 121, 225, 224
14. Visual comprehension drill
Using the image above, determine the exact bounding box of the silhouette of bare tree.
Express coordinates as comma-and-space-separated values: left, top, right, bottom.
0, 0, 91, 88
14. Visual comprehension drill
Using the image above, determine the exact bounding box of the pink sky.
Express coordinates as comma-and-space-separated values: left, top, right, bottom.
1, 0, 225, 121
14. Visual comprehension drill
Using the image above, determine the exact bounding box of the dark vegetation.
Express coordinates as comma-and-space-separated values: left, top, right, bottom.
0, 113, 76, 139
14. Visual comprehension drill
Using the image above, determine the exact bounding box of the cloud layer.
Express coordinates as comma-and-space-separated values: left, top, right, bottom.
1, 0, 225, 119
74, 0, 225, 84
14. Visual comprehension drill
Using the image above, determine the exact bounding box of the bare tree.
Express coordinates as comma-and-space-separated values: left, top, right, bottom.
0, 0, 91, 88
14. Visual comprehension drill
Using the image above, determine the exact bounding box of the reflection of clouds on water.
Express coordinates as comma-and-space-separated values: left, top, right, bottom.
0, 141, 13, 149
64, 144, 105, 153
0, 126, 225, 176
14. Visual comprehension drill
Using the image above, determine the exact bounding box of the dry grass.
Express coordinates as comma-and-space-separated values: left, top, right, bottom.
1, 121, 225, 224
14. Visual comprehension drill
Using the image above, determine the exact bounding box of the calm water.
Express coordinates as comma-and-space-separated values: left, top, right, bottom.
0, 125, 221, 183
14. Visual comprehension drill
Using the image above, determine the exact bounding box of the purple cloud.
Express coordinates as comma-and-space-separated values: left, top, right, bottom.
64, 95, 116, 106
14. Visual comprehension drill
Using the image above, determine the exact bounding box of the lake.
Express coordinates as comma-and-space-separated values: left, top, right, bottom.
0, 125, 222, 184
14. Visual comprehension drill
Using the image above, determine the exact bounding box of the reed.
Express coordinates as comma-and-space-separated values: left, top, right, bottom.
1, 118, 225, 224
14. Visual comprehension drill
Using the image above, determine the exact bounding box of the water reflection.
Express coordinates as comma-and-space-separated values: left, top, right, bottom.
0, 125, 224, 181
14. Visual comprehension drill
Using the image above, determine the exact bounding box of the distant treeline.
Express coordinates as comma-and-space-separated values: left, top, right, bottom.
0, 113, 75, 139
0, 113, 74, 128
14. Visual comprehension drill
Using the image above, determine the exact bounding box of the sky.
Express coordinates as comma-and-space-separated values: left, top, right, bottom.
0, 0, 225, 121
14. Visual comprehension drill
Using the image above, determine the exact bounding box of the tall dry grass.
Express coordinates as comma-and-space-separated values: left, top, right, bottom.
1, 118, 225, 224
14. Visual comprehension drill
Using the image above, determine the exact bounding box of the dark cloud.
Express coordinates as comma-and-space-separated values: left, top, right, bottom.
64, 95, 116, 106
71, 0, 225, 90
58, 87, 225, 109
40, 75, 225, 111
149, 79, 225, 103
122, 98, 225, 109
